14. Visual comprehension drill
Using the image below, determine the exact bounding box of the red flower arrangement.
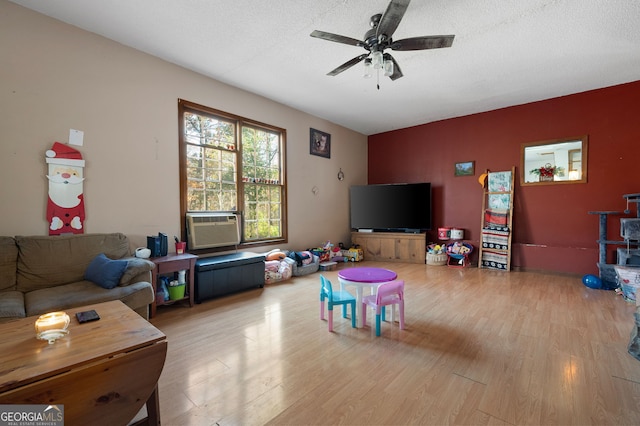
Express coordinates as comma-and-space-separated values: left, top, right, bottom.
530, 163, 564, 177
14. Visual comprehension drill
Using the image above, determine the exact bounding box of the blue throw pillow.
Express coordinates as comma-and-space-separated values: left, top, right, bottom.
85, 253, 128, 289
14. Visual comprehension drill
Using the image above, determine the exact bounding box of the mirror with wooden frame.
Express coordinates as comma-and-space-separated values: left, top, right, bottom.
520, 136, 588, 186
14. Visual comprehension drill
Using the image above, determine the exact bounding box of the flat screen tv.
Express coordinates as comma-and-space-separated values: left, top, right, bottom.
349, 183, 432, 232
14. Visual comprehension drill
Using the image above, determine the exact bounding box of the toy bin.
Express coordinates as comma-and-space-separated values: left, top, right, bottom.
427, 243, 447, 266
426, 252, 447, 266
168, 284, 186, 300
615, 265, 640, 301
427, 253, 447, 266
319, 261, 337, 271
437, 227, 451, 240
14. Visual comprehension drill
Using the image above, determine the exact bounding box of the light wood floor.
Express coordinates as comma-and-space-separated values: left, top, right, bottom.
149, 261, 640, 426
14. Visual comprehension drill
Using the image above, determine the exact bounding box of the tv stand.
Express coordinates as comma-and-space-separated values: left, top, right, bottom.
351, 231, 426, 264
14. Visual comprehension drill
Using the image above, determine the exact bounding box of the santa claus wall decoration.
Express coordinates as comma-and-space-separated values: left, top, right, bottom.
45, 142, 86, 235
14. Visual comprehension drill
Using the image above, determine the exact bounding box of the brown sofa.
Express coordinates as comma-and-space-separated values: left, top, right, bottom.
0, 233, 155, 323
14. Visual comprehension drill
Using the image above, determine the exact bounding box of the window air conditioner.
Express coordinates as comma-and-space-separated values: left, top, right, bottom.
186, 213, 240, 250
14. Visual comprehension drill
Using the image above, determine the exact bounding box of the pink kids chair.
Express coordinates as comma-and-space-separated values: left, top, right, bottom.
362, 280, 405, 336
320, 275, 356, 331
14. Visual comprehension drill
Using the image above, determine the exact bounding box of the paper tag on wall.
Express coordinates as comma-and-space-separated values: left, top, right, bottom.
69, 129, 84, 146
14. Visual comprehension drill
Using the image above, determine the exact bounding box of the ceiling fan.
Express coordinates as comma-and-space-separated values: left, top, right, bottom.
310, 0, 454, 87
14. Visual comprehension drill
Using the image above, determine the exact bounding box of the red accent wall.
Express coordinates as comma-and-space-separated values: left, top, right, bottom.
368, 80, 640, 276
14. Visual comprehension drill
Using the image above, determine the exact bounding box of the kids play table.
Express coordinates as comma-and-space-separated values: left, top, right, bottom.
338, 267, 398, 327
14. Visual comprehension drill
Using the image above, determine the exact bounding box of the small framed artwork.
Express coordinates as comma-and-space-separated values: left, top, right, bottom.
455, 161, 475, 176
310, 128, 331, 159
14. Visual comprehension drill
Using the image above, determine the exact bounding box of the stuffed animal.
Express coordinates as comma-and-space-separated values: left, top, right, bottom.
428, 244, 445, 254
266, 250, 287, 261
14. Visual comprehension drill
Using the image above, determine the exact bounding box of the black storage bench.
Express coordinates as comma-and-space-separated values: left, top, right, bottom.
195, 252, 265, 303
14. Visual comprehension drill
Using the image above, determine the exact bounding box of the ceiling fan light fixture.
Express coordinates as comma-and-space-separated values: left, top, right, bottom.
310, 0, 454, 83
383, 58, 393, 77
363, 58, 373, 78
371, 51, 383, 69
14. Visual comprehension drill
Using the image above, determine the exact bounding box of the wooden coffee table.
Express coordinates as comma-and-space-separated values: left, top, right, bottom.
0, 300, 167, 426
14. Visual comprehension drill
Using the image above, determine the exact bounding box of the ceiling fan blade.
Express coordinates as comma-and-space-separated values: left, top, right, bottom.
376, 0, 411, 40
386, 54, 403, 81
391, 35, 455, 51
310, 30, 363, 47
327, 54, 369, 76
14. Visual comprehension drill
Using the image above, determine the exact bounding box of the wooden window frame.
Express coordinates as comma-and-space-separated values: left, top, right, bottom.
178, 99, 287, 252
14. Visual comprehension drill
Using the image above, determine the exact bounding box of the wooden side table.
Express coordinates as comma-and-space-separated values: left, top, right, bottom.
150, 253, 197, 318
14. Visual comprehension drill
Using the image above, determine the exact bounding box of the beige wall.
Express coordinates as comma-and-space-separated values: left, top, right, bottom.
0, 1, 368, 252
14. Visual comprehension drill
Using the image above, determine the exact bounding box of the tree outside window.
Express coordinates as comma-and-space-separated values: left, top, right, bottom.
178, 100, 286, 246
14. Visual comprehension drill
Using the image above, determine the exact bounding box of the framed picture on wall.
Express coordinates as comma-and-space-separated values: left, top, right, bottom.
310, 128, 331, 159
454, 161, 475, 176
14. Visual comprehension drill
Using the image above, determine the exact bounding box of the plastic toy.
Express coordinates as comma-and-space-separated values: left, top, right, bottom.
582, 274, 602, 289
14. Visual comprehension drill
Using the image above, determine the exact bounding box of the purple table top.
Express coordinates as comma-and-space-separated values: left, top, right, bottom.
338, 267, 397, 283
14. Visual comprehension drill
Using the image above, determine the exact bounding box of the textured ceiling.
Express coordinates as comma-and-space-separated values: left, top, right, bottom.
9, 0, 640, 135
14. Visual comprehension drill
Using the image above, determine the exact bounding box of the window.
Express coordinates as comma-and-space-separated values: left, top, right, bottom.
568, 148, 581, 175
178, 99, 287, 247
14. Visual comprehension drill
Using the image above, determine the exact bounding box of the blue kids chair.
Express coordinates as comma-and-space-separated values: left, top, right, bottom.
320, 275, 356, 331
